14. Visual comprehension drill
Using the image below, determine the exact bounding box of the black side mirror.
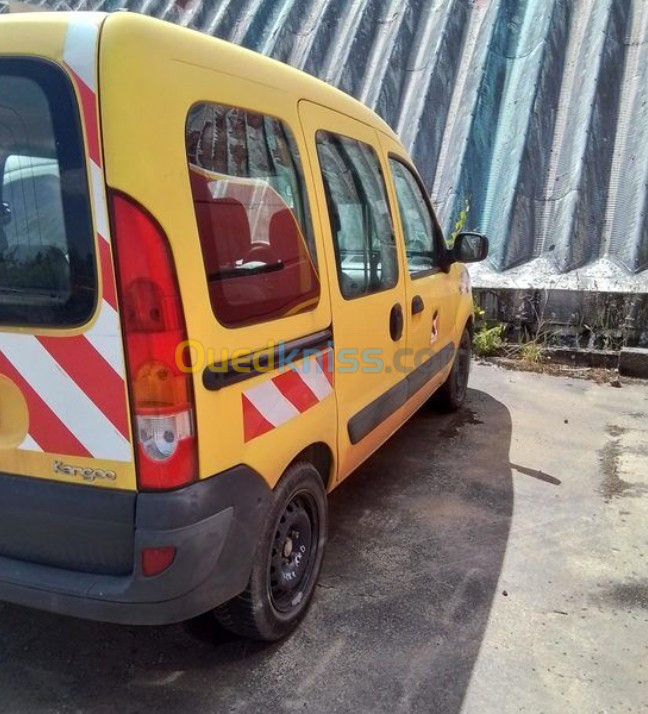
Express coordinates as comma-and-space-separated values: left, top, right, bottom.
452, 232, 489, 263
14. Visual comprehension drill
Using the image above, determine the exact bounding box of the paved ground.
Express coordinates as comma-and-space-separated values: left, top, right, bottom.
0, 364, 646, 713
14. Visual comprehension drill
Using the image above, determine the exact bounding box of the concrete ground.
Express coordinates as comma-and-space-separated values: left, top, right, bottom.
0, 364, 646, 713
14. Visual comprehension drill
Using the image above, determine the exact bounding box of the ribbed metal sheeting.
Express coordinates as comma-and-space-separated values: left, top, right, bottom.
21, 0, 648, 292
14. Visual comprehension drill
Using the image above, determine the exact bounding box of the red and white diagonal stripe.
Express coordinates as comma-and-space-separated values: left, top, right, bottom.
0, 16, 132, 463
242, 348, 334, 442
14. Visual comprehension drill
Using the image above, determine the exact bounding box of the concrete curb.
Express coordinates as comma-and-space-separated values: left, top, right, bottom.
495, 345, 648, 379
619, 348, 648, 379
542, 347, 618, 370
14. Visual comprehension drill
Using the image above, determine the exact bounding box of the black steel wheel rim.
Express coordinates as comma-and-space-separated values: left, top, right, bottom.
268, 490, 320, 613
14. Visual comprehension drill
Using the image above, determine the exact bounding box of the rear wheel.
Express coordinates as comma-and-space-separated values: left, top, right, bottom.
214, 461, 327, 641
435, 327, 471, 411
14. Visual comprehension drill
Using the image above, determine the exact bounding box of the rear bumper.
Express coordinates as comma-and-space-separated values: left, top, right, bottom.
0, 466, 271, 625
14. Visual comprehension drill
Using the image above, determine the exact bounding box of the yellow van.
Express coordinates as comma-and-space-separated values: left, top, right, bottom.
0, 11, 488, 640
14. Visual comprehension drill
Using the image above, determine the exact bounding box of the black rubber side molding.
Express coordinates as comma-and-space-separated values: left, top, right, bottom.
203, 327, 333, 391
348, 342, 455, 445
406, 342, 456, 397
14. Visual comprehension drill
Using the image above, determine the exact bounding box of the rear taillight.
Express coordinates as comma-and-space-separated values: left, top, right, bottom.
110, 192, 197, 490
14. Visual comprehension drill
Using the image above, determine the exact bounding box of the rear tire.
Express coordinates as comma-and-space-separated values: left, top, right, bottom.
214, 461, 327, 641
435, 327, 471, 411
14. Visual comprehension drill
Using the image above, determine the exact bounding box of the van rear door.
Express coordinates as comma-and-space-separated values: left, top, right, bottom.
0, 15, 136, 494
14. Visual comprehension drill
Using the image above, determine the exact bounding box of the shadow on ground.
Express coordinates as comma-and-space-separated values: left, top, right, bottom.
0, 389, 512, 714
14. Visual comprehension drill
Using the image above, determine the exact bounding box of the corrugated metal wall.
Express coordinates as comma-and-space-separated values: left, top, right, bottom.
14, 0, 648, 292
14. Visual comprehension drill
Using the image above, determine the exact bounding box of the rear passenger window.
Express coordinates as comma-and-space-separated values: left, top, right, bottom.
185, 104, 319, 328
0, 59, 96, 327
315, 132, 398, 299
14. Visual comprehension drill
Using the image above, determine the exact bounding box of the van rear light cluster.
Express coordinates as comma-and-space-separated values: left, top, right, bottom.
110, 192, 197, 490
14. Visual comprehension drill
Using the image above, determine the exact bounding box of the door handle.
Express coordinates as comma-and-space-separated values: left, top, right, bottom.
389, 303, 404, 342
411, 295, 425, 315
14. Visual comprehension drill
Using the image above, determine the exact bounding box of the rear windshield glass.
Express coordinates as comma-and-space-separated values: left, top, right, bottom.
0, 59, 96, 327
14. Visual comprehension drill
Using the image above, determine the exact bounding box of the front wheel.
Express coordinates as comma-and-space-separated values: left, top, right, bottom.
214, 461, 327, 641
434, 327, 471, 411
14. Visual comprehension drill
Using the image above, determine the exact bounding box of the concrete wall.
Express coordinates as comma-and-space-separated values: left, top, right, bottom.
10, 0, 648, 295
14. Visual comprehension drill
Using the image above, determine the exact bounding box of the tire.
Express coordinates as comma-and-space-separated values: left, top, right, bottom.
435, 326, 471, 411
214, 461, 327, 641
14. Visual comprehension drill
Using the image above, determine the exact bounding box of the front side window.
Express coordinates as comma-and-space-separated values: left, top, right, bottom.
389, 158, 439, 276
186, 104, 319, 328
316, 132, 398, 299
0, 59, 96, 327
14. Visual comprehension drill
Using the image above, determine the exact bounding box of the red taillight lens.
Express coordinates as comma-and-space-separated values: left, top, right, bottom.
110, 192, 197, 490
141, 546, 176, 577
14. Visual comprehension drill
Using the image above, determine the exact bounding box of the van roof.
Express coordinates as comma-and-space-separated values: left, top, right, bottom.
106, 11, 401, 144
1, 10, 402, 146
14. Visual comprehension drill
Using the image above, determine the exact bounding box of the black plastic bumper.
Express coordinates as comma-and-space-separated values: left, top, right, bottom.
0, 466, 271, 625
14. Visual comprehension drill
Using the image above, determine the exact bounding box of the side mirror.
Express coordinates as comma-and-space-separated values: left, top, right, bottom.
452, 231, 489, 263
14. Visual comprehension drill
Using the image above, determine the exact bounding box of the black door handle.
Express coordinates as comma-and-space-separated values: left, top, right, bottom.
389, 303, 404, 341
411, 295, 424, 315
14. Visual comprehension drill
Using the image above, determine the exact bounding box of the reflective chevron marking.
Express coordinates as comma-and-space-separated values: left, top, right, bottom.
0, 336, 131, 462
0, 350, 91, 459
242, 348, 334, 442
19, 435, 43, 453
37, 332, 130, 440
0, 17, 132, 464
84, 303, 126, 378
